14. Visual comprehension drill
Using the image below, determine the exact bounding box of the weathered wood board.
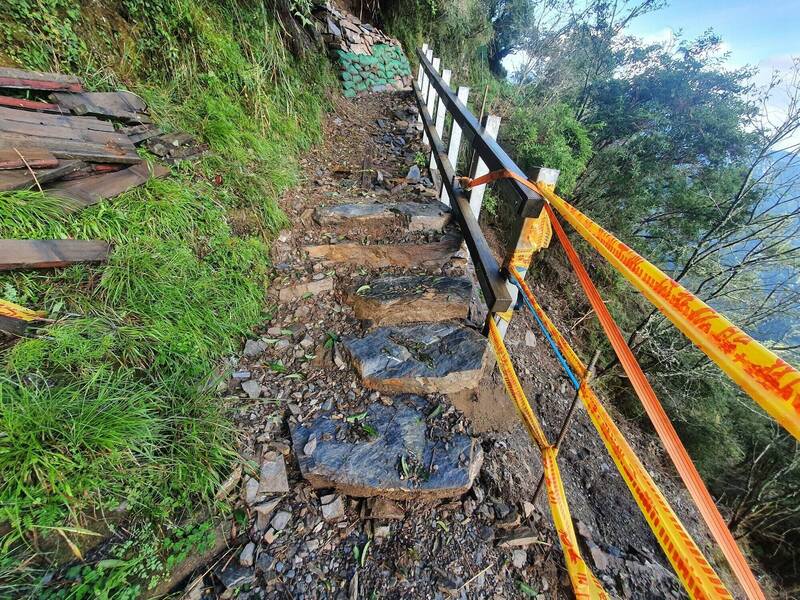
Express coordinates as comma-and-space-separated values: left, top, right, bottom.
47, 162, 169, 210
120, 124, 162, 145
0, 105, 115, 132
0, 67, 83, 93
51, 91, 151, 123
0, 240, 110, 271
0, 160, 83, 192
0, 95, 61, 112
0, 148, 58, 170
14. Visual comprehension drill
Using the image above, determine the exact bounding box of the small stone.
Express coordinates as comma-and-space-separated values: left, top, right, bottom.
522, 501, 535, 518
321, 496, 345, 522
243, 339, 267, 358
588, 541, 610, 571
525, 330, 537, 347
232, 370, 251, 380
244, 476, 261, 505
239, 542, 256, 567
263, 528, 277, 544
253, 498, 282, 531
241, 380, 262, 399
406, 165, 421, 183
271, 510, 292, 531
259, 452, 289, 494
303, 434, 318, 456
267, 326, 282, 336
374, 524, 391, 538
575, 520, 593, 540
218, 565, 255, 590
300, 336, 314, 349
512, 549, 527, 569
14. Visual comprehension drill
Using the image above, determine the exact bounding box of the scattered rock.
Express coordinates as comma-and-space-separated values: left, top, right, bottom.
217, 565, 255, 590
253, 497, 282, 531
270, 510, 292, 531
239, 542, 255, 567
243, 339, 267, 358
241, 379, 262, 399
303, 434, 318, 456
259, 452, 289, 494
525, 330, 537, 348
320, 494, 346, 522
278, 277, 334, 302
406, 165, 421, 183
512, 549, 527, 569
588, 541, 610, 571
244, 476, 260, 506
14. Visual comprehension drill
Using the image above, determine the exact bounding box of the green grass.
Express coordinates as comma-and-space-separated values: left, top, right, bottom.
0, 0, 335, 595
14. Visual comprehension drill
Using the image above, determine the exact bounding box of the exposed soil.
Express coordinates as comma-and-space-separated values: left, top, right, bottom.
184, 90, 746, 600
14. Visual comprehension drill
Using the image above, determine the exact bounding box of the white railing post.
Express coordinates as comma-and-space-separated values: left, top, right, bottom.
417, 44, 430, 137
467, 114, 501, 218
440, 85, 470, 206
417, 43, 428, 88
430, 68, 451, 174
422, 56, 439, 147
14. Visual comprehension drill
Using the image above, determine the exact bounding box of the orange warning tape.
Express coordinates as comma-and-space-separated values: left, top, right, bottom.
467, 168, 767, 600
510, 269, 733, 600
467, 168, 800, 441
487, 318, 608, 600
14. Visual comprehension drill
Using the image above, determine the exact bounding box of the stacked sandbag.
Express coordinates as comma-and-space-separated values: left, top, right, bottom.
314, 4, 412, 97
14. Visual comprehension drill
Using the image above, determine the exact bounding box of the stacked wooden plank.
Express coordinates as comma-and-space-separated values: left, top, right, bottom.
0, 67, 202, 196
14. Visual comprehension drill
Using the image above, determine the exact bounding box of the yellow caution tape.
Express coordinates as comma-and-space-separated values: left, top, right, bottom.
487, 318, 609, 599
537, 185, 800, 442
508, 211, 552, 270
511, 273, 733, 600
0, 299, 46, 322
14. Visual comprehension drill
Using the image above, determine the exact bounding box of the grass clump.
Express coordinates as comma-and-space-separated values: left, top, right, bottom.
0, 0, 334, 595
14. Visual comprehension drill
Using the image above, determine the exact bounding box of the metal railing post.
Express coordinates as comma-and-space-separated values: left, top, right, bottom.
467, 114, 501, 218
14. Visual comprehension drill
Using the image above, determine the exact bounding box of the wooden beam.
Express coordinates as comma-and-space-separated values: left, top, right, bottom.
0, 67, 83, 93
0, 160, 83, 192
0, 240, 110, 271
0, 95, 61, 112
47, 162, 169, 210
0, 148, 58, 170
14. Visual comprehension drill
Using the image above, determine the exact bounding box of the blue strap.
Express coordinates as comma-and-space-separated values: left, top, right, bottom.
509, 272, 581, 391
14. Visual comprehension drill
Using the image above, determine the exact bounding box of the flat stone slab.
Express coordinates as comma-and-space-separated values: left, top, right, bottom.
347, 275, 471, 326
342, 322, 488, 394
314, 201, 451, 232
303, 236, 461, 269
290, 395, 483, 499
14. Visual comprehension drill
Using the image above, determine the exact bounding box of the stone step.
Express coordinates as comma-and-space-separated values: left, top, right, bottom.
347, 275, 472, 326
342, 322, 488, 395
290, 395, 483, 499
303, 235, 462, 269
314, 201, 450, 232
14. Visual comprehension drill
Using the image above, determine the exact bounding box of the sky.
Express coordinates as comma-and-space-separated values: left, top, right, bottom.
625, 0, 800, 82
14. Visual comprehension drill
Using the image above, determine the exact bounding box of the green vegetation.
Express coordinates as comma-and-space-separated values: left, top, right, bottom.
0, 0, 333, 595
386, 0, 800, 589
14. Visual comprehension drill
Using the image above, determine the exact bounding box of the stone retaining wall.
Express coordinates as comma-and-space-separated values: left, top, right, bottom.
315, 4, 412, 97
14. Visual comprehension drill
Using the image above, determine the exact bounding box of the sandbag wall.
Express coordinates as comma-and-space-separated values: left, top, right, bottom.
315, 5, 412, 97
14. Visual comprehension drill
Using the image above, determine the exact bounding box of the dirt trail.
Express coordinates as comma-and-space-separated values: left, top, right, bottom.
197, 91, 739, 600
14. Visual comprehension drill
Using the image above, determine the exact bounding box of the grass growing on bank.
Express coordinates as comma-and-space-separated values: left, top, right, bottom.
0, 0, 334, 595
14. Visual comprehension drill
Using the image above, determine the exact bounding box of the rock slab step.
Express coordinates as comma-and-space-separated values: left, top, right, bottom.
348, 275, 472, 326
314, 201, 450, 231
303, 235, 461, 269
290, 395, 483, 499
342, 322, 488, 394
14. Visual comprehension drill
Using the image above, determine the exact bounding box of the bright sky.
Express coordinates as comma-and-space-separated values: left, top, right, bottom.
625, 0, 800, 81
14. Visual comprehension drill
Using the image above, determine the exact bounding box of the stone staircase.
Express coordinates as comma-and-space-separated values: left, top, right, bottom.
285, 94, 488, 500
